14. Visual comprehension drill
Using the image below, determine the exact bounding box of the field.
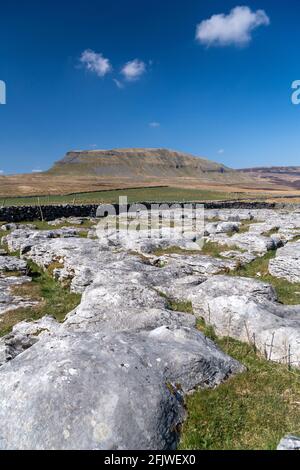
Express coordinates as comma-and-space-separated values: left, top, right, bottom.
2, 172, 300, 208
0, 186, 244, 206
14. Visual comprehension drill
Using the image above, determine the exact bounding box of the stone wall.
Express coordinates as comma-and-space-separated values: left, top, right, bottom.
0, 200, 294, 223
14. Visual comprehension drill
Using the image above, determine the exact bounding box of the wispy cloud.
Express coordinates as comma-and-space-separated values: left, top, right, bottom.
121, 59, 146, 81
196, 6, 270, 47
32, 169, 43, 173
113, 78, 124, 89
149, 121, 160, 128
218, 149, 225, 154
80, 49, 112, 77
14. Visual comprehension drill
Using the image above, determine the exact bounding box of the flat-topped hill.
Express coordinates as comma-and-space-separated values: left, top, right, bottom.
48, 148, 232, 178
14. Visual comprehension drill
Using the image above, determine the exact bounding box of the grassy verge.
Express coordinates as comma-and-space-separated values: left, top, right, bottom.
0, 260, 81, 337
180, 321, 300, 450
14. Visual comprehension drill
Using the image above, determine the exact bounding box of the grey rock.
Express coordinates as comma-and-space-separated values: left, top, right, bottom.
48, 217, 90, 226
160, 275, 300, 366
269, 241, 300, 283
205, 221, 240, 236
1, 223, 37, 232
153, 253, 237, 276
277, 435, 300, 450
0, 316, 59, 366
208, 231, 282, 255
5, 208, 300, 449
2, 228, 85, 254
0, 256, 27, 273
0, 327, 243, 450
0, 274, 39, 315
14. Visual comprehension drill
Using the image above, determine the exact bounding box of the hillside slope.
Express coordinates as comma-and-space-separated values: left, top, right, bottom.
239, 166, 300, 190
48, 148, 233, 179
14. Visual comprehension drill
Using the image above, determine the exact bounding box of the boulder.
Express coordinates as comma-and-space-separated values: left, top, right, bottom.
0, 327, 243, 450
269, 241, 300, 283
0, 256, 27, 273
158, 275, 300, 367
277, 435, 300, 450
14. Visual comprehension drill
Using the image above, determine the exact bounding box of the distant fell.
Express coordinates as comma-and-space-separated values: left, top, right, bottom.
239, 166, 300, 190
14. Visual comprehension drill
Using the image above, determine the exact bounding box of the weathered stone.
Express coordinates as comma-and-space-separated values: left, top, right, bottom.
277, 435, 300, 450
0, 256, 27, 273
2, 207, 300, 449
1, 223, 37, 232
0, 275, 38, 315
2, 228, 86, 254
208, 231, 283, 255
0, 316, 59, 366
153, 253, 237, 276
0, 327, 242, 450
159, 275, 300, 366
269, 241, 300, 283
204, 221, 240, 236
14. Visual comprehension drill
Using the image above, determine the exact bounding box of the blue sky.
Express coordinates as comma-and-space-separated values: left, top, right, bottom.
0, 0, 300, 174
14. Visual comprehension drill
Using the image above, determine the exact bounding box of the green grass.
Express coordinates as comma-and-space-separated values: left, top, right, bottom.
0, 260, 81, 337
0, 187, 241, 207
229, 250, 300, 305
200, 241, 244, 257
167, 299, 194, 314
180, 323, 300, 450
155, 289, 194, 314
21, 219, 94, 230
153, 246, 202, 257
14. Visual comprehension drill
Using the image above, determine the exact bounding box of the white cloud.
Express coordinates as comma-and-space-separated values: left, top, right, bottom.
121, 59, 146, 81
113, 78, 124, 89
149, 122, 160, 128
218, 149, 225, 154
32, 169, 43, 173
80, 49, 112, 77
196, 6, 270, 47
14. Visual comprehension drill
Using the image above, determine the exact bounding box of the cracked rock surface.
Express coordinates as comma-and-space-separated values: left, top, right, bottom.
1, 208, 300, 449
269, 241, 300, 283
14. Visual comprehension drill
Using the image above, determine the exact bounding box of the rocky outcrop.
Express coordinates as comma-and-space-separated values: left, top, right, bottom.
1, 207, 300, 449
160, 275, 300, 366
269, 241, 300, 283
0, 256, 27, 273
0, 225, 244, 450
0, 326, 242, 450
